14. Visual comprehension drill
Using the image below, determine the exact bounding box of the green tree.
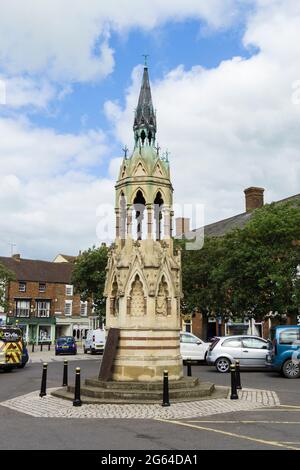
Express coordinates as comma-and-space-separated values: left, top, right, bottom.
179, 199, 300, 328
178, 236, 226, 338
0, 262, 15, 314
71, 245, 109, 321
215, 200, 300, 322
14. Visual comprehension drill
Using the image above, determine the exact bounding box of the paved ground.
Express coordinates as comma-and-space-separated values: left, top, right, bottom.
0, 359, 300, 450
25, 346, 100, 363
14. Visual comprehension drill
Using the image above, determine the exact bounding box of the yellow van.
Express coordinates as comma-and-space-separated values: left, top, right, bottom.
0, 327, 23, 371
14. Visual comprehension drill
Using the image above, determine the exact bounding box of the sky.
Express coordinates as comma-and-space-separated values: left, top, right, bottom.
0, 0, 300, 260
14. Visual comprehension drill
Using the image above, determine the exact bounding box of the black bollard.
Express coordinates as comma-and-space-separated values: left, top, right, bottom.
39, 363, 48, 397
230, 364, 239, 400
62, 360, 68, 387
187, 358, 192, 377
73, 367, 82, 407
162, 370, 170, 407
48, 343, 51, 351
31, 342, 35, 353
235, 360, 242, 390
40, 342, 43, 352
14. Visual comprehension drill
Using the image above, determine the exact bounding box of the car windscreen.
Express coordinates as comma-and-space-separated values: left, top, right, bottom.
0, 328, 22, 343
57, 338, 74, 345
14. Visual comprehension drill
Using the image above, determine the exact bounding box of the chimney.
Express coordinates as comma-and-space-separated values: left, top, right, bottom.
176, 217, 190, 238
12, 254, 21, 261
244, 187, 265, 212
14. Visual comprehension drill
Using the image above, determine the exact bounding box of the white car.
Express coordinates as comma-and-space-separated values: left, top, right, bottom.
180, 331, 210, 362
84, 329, 106, 355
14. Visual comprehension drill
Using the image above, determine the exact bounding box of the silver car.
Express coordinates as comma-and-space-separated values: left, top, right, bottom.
206, 335, 271, 373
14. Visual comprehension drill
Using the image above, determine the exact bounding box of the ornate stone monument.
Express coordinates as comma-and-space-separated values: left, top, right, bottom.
53, 65, 216, 403
103, 65, 183, 382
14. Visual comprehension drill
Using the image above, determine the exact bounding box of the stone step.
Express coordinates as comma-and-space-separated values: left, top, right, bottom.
51, 383, 226, 405
66, 382, 215, 401
85, 376, 199, 391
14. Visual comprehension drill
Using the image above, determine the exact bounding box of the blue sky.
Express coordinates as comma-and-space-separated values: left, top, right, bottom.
29, 18, 252, 136
0, 1, 300, 260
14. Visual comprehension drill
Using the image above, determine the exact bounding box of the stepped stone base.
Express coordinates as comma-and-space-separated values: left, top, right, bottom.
51, 376, 216, 404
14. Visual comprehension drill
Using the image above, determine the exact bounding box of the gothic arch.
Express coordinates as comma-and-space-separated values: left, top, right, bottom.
127, 273, 146, 316
110, 276, 119, 316
130, 187, 147, 205
156, 275, 171, 316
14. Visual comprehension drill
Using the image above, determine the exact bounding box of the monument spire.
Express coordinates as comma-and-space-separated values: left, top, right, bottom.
133, 64, 156, 147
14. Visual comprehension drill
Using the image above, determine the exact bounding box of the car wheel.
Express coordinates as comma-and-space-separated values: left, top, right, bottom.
282, 359, 300, 379
215, 357, 231, 373
90, 347, 95, 355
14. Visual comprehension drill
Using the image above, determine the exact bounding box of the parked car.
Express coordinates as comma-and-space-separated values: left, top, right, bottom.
17, 340, 29, 368
206, 335, 271, 372
180, 332, 210, 362
55, 336, 77, 355
84, 329, 105, 355
266, 325, 300, 378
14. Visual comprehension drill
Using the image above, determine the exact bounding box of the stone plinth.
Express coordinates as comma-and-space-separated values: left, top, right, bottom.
52, 376, 215, 404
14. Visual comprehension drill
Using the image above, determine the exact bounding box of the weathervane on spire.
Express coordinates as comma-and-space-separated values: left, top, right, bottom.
122, 145, 129, 159
142, 54, 149, 67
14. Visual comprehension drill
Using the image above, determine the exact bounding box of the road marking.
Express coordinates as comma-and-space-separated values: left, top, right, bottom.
278, 404, 300, 409
186, 420, 300, 425
156, 419, 300, 451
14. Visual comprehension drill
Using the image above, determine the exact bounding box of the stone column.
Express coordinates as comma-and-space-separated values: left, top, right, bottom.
147, 205, 153, 239
170, 210, 174, 238
127, 208, 133, 238
163, 206, 171, 240
115, 209, 120, 239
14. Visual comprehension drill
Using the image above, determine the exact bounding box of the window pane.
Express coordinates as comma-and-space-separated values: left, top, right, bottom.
279, 329, 300, 345
222, 338, 242, 348
242, 338, 267, 349
181, 334, 198, 344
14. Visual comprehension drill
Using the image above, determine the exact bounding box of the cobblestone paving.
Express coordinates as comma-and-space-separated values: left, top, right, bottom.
0, 388, 280, 420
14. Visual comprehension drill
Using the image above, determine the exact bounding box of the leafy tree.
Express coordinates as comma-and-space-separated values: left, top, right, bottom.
219, 201, 300, 322
178, 199, 300, 327
71, 245, 109, 321
177, 237, 226, 338
0, 263, 15, 314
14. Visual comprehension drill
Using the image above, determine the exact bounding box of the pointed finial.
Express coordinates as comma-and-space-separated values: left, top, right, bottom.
154, 144, 160, 156
142, 54, 149, 67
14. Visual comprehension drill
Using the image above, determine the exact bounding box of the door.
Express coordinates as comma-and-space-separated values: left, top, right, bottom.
180, 333, 206, 360
241, 337, 269, 367
219, 337, 243, 363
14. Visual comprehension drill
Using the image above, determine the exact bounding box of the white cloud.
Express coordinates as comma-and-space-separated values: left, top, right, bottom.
105, 0, 300, 228
0, 0, 245, 82
0, 116, 115, 259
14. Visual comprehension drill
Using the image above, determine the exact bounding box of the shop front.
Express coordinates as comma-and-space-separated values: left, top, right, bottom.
55, 317, 89, 342
7, 317, 56, 344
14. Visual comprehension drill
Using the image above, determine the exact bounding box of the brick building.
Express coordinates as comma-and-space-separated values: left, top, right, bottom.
177, 187, 300, 340
0, 254, 94, 343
